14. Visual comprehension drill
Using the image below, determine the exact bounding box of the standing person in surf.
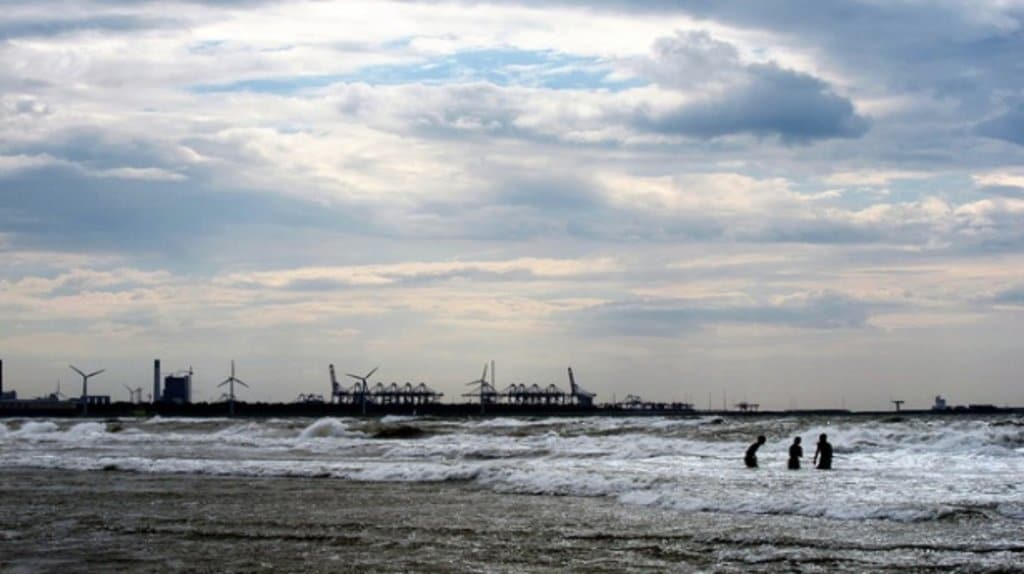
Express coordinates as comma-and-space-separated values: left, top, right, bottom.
788, 437, 803, 470
744, 435, 766, 468
813, 433, 833, 470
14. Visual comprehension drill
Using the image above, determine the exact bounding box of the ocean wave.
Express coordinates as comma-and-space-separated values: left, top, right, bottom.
298, 417, 352, 439
2, 414, 1022, 525
13, 421, 60, 435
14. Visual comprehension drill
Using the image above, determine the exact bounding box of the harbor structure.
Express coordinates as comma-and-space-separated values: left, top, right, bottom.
463, 365, 598, 408
366, 382, 443, 405
567, 367, 595, 407
330, 364, 444, 409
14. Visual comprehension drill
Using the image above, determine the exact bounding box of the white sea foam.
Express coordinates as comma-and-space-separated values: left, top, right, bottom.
378, 415, 419, 424
67, 422, 107, 437
15, 421, 59, 435
2, 415, 1022, 523
298, 417, 352, 439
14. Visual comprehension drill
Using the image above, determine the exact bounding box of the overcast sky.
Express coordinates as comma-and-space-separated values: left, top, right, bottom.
2, 0, 1023, 409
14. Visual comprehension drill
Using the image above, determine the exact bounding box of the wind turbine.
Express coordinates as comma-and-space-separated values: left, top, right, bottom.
345, 367, 378, 415
69, 365, 104, 416
465, 363, 491, 415
122, 385, 142, 403
50, 379, 67, 401
218, 360, 249, 416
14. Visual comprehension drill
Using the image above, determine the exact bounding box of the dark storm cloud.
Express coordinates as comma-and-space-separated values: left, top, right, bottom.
574, 292, 877, 337
628, 31, 868, 142
635, 64, 868, 142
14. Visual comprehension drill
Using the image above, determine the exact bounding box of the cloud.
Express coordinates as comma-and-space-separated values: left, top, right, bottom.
574, 291, 878, 337
0, 14, 180, 40
976, 104, 1024, 146
630, 32, 869, 142
0, 162, 364, 259
217, 257, 621, 290
992, 285, 1024, 305
1, 0, 1022, 404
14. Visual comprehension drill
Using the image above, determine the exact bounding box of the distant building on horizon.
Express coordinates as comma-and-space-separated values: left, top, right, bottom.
163, 371, 192, 404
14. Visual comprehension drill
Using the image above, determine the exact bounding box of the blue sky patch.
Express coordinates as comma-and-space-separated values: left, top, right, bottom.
190, 48, 646, 94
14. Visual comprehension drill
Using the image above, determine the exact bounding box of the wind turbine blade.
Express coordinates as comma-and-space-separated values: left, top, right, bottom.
69, 365, 86, 377
345, 374, 363, 380
218, 379, 231, 387
481, 364, 488, 381
235, 380, 249, 388
87, 369, 105, 378
365, 367, 379, 379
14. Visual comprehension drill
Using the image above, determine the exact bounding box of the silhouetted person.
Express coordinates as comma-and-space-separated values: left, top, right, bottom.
788, 437, 803, 470
745, 435, 766, 468
814, 433, 833, 470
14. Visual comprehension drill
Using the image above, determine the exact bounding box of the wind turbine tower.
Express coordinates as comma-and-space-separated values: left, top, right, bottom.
123, 385, 142, 404
464, 363, 490, 415
218, 360, 250, 416
69, 365, 105, 416
50, 379, 67, 401
345, 367, 378, 415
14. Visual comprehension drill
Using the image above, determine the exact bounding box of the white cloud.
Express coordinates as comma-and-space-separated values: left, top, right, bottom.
2, 0, 1023, 404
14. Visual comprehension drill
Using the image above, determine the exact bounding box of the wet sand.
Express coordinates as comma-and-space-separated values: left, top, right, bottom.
2, 468, 1023, 573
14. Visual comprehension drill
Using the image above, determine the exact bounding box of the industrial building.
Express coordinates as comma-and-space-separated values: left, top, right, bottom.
0, 359, 14, 401
151, 359, 193, 404
162, 370, 193, 404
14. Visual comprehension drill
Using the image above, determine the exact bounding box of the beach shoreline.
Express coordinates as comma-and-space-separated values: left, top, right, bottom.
2, 467, 1022, 573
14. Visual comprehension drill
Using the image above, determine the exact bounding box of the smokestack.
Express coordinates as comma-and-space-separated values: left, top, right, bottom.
153, 359, 161, 403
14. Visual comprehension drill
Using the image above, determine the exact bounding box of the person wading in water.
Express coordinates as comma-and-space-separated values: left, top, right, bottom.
788, 437, 803, 470
813, 433, 833, 470
745, 435, 766, 468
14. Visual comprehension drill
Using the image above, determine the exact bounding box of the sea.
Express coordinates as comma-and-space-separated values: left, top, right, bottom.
1, 414, 1022, 572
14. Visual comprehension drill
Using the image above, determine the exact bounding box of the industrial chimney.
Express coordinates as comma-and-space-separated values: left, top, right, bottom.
153, 359, 161, 403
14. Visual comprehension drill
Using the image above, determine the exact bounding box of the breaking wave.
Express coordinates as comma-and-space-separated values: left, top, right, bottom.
1, 414, 1022, 523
